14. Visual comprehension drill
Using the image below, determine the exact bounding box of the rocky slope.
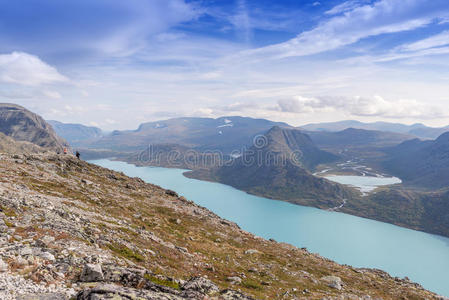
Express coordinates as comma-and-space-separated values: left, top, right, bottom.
0, 103, 69, 152
0, 151, 444, 299
0, 132, 44, 154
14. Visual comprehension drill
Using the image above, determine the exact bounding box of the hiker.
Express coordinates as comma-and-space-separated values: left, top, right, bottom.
63, 148, 68, 155
76, 151, 80, 159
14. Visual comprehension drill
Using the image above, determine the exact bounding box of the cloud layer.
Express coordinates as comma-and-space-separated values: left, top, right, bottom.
247, 0, 449, 59
0, 52, 67, 86
2, 0, 449, 129
277, 95, 447, 119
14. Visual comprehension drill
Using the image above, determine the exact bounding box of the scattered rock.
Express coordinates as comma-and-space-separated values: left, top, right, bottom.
0, 259, 8, 272
165, 190, 178, 197
40, 252, 55, 262
20, 247, 33, 256
321, 275, 343, 290
181, 276, 219, 295
220, 289, 255, 299
80, 264, 104, 282
244, 249, 260, 255
227, 276, 242, 285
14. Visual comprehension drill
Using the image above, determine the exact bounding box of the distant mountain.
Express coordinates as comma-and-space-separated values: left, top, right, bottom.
124, 143, 227, 170
47, 120, 103, 146
187, 126, 356, 208
383, 132, 449, 189
306, 128, 413, 150
88, 116, 292, 153
300, 120, 449, 139
0, 103, 68, 151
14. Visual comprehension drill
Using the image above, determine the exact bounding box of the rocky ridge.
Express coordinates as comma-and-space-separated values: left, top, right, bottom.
0, 152, 445, 299
0, 103, 68, 152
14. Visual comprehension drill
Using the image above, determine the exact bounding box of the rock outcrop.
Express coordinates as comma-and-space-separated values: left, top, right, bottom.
0, 103, 69, 152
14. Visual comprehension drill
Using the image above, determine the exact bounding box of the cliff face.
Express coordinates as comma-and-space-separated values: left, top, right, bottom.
0, 103, 68, 152
0, 152, 440, 299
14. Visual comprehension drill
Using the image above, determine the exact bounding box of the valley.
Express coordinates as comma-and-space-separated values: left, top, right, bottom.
52, 114, 449, 239
1, 103, 449, 298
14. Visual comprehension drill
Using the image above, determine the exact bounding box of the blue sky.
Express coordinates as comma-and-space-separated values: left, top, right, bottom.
1, 0, 449, 129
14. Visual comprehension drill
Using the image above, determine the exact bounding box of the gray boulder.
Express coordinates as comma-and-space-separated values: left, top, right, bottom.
181, 276, 219, 295
80, 264, 104, 282
321, 275, 343, 290
0, 258, 8, 272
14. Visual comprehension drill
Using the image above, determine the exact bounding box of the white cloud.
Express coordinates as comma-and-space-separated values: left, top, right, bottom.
325, 0, 368, 15
245, 0, 449, 59
0, 52, 68, 86
229, 0, 251, 43
276, 95, 448, 119
0, 89, 33, 99
42, 90, 62, 99
399, 30, 449, 52
344, 30, 449, 63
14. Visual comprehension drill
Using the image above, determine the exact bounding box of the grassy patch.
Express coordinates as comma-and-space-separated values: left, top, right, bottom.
107, 243, 145, 262
144, 273, 180, 290
4, 220, 14, 227
242, 279, 263, 290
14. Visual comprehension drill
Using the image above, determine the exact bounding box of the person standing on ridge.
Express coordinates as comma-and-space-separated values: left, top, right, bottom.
76, 151, 80, 159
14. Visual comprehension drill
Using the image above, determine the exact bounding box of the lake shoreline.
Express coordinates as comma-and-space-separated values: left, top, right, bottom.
89, 159, 449, 297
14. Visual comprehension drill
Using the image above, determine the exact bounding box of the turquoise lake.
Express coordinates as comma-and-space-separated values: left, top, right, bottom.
90, 159, 449, 296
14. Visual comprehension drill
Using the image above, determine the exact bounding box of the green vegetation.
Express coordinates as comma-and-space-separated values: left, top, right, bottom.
144, 274, 180, 290
107, 243, 145, 262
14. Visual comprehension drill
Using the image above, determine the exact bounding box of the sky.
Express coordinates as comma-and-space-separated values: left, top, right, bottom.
1, 0, 449, 130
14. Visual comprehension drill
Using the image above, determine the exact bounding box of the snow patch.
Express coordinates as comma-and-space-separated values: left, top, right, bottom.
217, 124, 233, 128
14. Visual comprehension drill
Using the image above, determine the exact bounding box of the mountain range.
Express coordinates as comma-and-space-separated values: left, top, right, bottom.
4, 106, 449, 237
82, 116, 291, 153
47, 120, 103, 146
383, 132, 449, 189
300, 120, 449, 139
0, 106, 441, 299
306, 128, 414, 150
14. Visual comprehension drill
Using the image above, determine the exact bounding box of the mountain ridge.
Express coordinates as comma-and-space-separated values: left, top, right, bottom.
84, 116, 292, 153
186, 126, 357, 209
383, 132, 449, 189
301, 120, 449, 139
47, 120, 103, 147
0, 103, 69, 152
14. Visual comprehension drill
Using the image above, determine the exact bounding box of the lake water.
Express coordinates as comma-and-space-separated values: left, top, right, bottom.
90, 159, 449, 297
324, 175, 402, 194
